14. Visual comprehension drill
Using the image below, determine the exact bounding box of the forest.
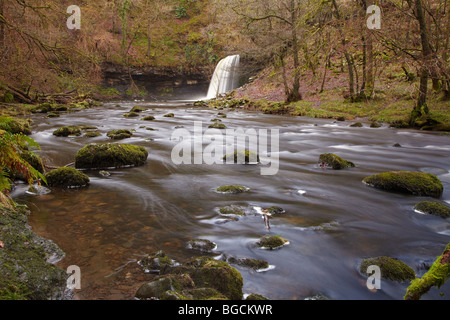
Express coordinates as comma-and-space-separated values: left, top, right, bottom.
0, 0, 449, 302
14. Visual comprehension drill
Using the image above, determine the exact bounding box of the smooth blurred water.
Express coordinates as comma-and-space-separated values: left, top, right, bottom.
12, 101, 450, 300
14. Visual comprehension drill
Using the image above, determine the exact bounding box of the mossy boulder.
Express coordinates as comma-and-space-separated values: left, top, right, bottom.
130, 106, 146, 113
52, 126, 82, 137
47, 112, 60, 118
184, 257, 243, 300
106, 129, 133, 140
360, 256, 416, 282
188, 239, 217, 252
216, 185, 249, 194
246, 293, 269, 300
370, 121, 381, 128
414, 201, 450, 218
350, 122, 363, 127
141, 115, 155, 121
163, 113, 174, 117
74, 143, 148, 169
208, 122, 226, 129
223, 150, 260, 164
30, 103, 53, 114
0, 116, 32, 135
362, 171, 443, 198
135, 274, 194, 300
256, 235, 289, 250
44, 167, 90, 188
318, 153, 355, 169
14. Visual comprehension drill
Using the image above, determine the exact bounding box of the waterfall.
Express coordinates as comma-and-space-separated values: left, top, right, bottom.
206, 55, 240, 99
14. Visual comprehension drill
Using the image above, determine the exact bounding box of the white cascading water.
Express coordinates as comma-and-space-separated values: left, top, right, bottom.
206, 55, 240, 99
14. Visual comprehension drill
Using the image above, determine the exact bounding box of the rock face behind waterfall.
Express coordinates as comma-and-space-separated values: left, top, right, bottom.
207, 55, 240, 99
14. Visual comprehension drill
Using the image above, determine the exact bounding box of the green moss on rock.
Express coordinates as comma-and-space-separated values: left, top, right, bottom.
216, 185, 249, 194
318, 153, 355, 169
404, 243, 450, 300
414, 201, 450, 218
350, 122, 363, 127
74, 143, 148, 169
256, 235, 289, 250
106, 129, 133, 140
44, 167, 89, 188
52, 126, 82, 137
360, 256, 416, 282
362, 171, 443, 198
163, 113, 174, 117
141, 115, 155, 121
130, 106, 146, 112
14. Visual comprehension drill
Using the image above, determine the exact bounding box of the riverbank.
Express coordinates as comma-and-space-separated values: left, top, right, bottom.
0, 198, 71, 300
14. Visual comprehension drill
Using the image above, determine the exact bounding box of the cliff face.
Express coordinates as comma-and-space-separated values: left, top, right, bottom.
100, 63, 212, 100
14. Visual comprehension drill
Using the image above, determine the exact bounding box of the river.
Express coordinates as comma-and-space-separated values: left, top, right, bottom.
11, 100, 450, 300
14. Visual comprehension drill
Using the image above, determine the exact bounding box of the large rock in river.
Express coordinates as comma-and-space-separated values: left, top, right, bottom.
75, 143, 148, 169
363, 171, 443, 198
44, 167, 89, 188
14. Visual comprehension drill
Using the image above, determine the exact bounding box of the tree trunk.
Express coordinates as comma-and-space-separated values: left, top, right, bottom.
286, 0, 302, 102
410, 0, 432, 126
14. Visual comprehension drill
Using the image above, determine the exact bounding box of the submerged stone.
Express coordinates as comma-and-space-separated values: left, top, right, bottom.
107, 129, 133, 140
44, 167, 90, 188
208, 122, 226, 129
350, 122, 363, 127
188, 239, 217, 252
360, 256, 416, 282
318, 153, 355, 169
74, 143, 148, 169
216, 185, 249, 194
223, 150, 260, 164
414, 201, 450, 218
123, 112, 139, 118
362, 171, 443, 198
218, 205, 247, 216
256, 235, 288, 250
52, 126, 82, 137
84, 131, 102, 138
227, 257, 269, 271
139, 250, 178, 274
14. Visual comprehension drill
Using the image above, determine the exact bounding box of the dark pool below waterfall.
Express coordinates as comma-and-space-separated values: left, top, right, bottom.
11, 100, 450, 300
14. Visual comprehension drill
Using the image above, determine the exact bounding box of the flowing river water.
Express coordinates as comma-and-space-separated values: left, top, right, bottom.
11, 100, 450, 300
